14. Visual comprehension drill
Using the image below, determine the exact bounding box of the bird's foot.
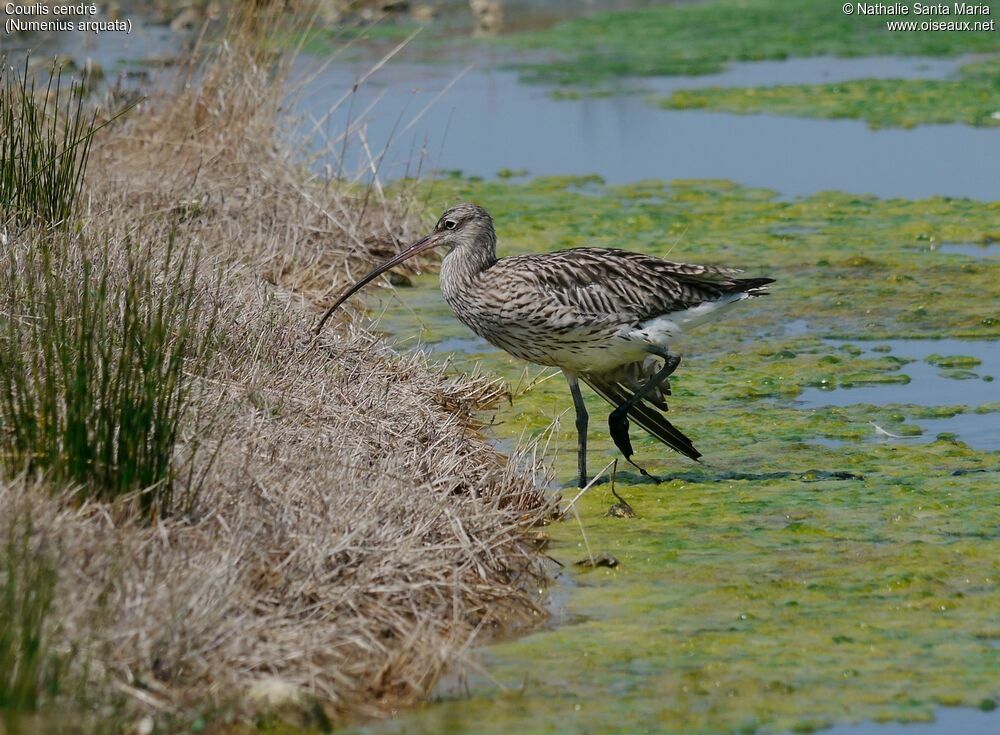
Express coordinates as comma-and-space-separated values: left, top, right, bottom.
609, 409, 661, 484
606, 467, 636, 518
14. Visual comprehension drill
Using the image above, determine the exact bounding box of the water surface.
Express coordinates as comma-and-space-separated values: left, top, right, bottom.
797, 339, 1000, 409
295, 58, 1000, 200
15, 10, 1000, 200
815, 707, 1000, 735
935, 242, 1000, 259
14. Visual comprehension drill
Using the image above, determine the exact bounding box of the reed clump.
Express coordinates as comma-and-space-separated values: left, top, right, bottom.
0, 61, 96, 227
0, 229, 219, 519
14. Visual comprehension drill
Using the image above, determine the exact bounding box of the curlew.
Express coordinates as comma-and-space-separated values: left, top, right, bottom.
316, 204, 774, 488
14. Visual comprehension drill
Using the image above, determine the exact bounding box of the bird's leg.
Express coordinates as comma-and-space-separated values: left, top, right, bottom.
565, 371, 589, 488
605, 459, 636, 518
608, 354, 682, 482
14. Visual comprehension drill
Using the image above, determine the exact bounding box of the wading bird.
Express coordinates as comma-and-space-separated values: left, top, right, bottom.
316, 205, 773, 488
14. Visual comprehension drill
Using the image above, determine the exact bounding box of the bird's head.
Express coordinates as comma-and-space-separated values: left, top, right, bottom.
314, 203, 495, 333
431, 204, 496, 253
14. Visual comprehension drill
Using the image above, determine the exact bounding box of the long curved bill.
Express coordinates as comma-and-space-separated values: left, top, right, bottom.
314, 230, 444, 335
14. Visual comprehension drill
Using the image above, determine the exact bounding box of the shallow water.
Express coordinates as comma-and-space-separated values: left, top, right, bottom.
639, 55, 974, 93
915, 411, 1000, 451
814, 707, 1000, 735
295, 58, 1000, 200
788, 338, 1000, 449
17, 9, 1000, 200
796, 339, 1000, 409
935, 242, 1000, 259
813, 410, 1000, 451
772, 332, 1000, 451
356, 175, 1000, 735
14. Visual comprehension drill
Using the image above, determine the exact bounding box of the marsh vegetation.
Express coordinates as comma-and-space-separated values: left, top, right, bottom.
2, 0, 998, 733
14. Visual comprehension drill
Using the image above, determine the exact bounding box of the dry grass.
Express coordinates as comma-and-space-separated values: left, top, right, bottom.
89, 25, 422, 304
0, 314, 549, 723
0, 14, 552, 730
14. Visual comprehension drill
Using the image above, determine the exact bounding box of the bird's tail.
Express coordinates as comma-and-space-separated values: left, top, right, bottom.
582, 375, 702, 461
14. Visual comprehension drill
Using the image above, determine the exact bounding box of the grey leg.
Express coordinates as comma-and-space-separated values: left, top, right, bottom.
564, 371, 589, 488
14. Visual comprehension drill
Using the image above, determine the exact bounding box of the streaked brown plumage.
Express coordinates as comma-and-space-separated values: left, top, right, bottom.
316, 204, 774, 487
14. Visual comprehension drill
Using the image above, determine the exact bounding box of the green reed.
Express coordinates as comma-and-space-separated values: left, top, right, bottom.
0, 230, 220, 518
0, 512, 66, 711
0, 59, 98, 226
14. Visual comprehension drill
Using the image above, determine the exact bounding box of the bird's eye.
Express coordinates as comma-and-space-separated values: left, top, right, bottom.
444, 219, 457, 230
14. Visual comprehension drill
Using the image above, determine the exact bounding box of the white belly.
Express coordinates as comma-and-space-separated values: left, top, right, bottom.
629, 293, 750, 347
531, 335, 652, 374
449, 288, 751, 376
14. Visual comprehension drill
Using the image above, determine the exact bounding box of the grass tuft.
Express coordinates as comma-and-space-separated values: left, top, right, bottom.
0, 60, 98, 227
0, 229, 219, 518
0, 509, 67, 712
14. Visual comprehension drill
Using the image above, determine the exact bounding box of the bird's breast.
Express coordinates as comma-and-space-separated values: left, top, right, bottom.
442, 287, 648, 373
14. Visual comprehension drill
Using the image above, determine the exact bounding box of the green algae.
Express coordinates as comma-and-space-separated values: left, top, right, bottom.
927, 354, 983, 368
339, 177, 1000, 734
659, 55, 1000, 129
342, 459, 1000, 734
504, 0, 1000, 86
940, 368, 982, 380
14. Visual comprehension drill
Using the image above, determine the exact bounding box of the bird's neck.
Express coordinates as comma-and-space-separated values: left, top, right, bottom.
440, 240, 497, 301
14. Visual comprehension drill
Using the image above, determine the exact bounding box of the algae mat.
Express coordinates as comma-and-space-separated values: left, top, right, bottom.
506, 0, 1000, 85
346, 178, 1000, 734
660, 55, 1000, 129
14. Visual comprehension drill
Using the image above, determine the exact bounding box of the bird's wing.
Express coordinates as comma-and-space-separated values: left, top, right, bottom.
498, 248, 769, 323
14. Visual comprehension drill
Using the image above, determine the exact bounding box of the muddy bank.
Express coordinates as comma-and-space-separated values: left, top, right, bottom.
0, 21, 551, 731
